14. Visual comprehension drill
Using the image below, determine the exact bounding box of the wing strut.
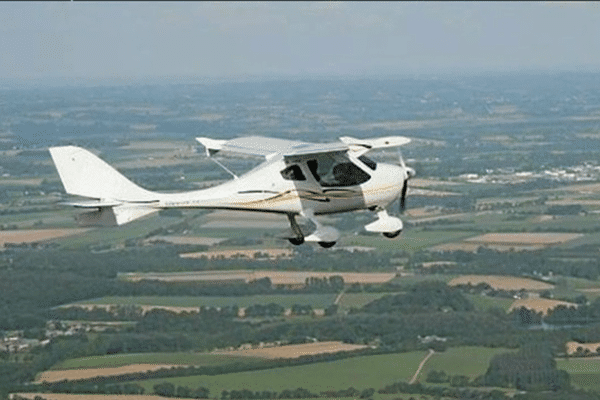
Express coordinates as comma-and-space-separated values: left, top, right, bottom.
207, 156, 238, 180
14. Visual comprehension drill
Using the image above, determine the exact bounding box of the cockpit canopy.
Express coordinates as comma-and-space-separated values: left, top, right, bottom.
281, 153, 376, 187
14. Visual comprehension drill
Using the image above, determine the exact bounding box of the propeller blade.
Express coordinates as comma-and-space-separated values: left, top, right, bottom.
400, 178, 408, 213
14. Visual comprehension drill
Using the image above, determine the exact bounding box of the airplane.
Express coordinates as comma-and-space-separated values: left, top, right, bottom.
48, 135, 415, 248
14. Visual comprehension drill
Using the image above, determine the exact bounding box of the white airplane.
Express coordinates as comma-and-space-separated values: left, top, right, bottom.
49, 135, 415, 248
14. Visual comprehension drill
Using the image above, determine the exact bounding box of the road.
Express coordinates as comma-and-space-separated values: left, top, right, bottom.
409, 348, 435, 384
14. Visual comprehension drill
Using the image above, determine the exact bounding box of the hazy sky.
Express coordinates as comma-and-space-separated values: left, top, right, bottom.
1, 1, 599, 82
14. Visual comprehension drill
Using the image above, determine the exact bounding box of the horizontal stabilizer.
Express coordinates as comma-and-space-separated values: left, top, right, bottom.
340, 136, 411, 150
61, 200, 123, 208
75, 204, 158, 226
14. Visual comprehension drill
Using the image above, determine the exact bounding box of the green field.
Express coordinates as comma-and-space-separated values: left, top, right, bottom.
52, 352, 266, 371
135, 351, 429, 395
557, 358, 600, 392
73, 294, 337, 309
420, 346, 516, 381
465, 294, 515, 312
336, 292, 390, 312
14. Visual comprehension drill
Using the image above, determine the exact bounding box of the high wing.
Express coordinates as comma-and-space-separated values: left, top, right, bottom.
196, 135, 411, 159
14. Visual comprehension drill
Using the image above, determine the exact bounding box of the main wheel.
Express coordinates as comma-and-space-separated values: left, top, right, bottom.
318, 241, 336, 248
383, 230, 402, 239
289, 237, 305, 246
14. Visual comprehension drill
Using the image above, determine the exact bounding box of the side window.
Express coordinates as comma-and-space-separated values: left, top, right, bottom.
307, 158, 370, 187
280, 164, 306, 181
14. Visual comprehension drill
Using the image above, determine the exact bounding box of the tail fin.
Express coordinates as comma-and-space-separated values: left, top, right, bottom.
49, 146, 157, 201
49, 146, 160, 226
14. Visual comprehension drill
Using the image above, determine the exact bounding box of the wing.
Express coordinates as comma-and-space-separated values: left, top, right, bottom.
196, 135, 410, 160
196, 136, 348, 159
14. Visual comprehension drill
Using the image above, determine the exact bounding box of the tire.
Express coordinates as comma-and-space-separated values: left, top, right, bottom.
289, 237, 305, 245
383, 230, 402, 239
318, 241, 336, 248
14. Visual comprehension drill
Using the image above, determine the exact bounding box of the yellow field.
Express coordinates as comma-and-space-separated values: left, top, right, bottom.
34, 342, 366, 385
0, 228, 90, 247
448, 275, 554, 291
565, 341, 600, 355
65, 303, 203, 315
122, 270, 397, 285
211, 341, 368, 359
432, 232, 583, 252
0, 178, 44, 186
509, 298, 576, 315
464, 233, 584, 245
36, 364, 178, 383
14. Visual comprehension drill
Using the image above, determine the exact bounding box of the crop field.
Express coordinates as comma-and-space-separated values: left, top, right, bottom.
556, 358, 600, 392
565, 341, 600, 355
336, 292, 391, 312
211, 341, 369, 359
448, 275, 554, 291
36, 364, 181, 383
508, 298, 577, 315
347, 229, 478, 253
465, 233, 585, 245
12, 395, 183, 400
51, 352, 262, 370
121, 270, 397, 285
135, 351, 429, 394
68, 294, 338, 310
464, 294, 515, 312
0, 228, 90, 247
419, 346, 516, 381
431, 232, 585, 252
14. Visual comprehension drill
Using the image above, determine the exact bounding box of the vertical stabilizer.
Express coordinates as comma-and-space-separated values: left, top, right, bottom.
49, 146, 158, 201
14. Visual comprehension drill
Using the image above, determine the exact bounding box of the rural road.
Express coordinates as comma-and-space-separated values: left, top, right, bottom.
409, 349, 435, 384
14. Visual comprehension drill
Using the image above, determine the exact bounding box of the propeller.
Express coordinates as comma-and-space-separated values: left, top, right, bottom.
398, 148, 415, 214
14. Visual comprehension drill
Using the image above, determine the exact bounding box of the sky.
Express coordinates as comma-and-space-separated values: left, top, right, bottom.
1, 1, 599, 83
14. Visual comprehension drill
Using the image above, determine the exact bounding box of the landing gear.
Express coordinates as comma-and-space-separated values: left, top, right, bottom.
318, 241, 336, 248
286, 211, 340, 248
289, 237, 305, 246
383, 230, 402, 239
287, 214, 305, 246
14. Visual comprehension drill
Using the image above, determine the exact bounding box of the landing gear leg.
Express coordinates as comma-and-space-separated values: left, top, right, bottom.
287, 214, 305, 246
302, 209, 340, 247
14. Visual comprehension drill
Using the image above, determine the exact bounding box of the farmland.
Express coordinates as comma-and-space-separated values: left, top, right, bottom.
66, 294, 338, 311
0, 228, 90, 247
508, 298, 577, 315
5, 73, 600, 400
556, 358, 600, 392
448, 275, 554, 291
134, 351, 430, 394
431, 232, 584, 252
121, 271, 397, 285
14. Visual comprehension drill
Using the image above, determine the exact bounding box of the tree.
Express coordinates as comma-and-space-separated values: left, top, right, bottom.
154, 382, 176, 397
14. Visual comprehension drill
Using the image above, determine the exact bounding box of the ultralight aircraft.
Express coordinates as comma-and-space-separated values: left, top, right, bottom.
49, 135, 415, 248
